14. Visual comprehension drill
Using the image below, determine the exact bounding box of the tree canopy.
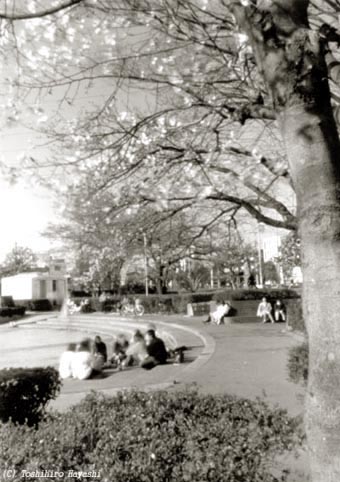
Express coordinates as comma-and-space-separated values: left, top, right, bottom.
4, 1, 340, 479
0, 245, 37, 277
0, 0, 302, 237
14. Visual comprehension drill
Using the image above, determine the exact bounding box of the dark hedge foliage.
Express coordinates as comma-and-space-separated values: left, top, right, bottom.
0, 306, 26, 317
287, 342, 309, 386
29, 299, 53, 311
0, 296, 15, 307
214, 288, 300, 302
0, 367, 61, 426
0, 390, 304, 482
15, 299, 53, 311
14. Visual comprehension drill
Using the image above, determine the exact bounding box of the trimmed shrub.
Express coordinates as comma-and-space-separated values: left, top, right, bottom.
30, 299, 53, 311
0, 306, 26, 317
80, 301, 95, 313
214, 288, 300, 302
135, 296, 174, 314
0, 390, 303, 481
287, 342, 308, 386
15, 299, 53, 311
86, 297, 119, 312
0, 367, 61, 426
0, 296, 15, 307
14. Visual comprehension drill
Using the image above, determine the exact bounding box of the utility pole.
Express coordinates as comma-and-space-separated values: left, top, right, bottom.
143, 232, 149, 296
257, 223, 265, 287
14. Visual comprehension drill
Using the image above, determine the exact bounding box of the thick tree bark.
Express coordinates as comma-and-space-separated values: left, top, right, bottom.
233, 1, 340, 479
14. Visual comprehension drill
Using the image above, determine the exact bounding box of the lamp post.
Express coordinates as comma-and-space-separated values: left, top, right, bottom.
257, 223, 265, 287
143, 232, 149, 297
59, 275, 70, 320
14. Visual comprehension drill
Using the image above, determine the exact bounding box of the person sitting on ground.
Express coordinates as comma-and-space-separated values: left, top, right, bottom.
72, 339, 96, 380
204, 301, 231, 325
92, 335, 108, 371
274, 300, 286, 322
257, 297, 275, 323
123, 330, 148, 367
111, 334, 129, 368
141, 329, 168, 370
59, 343, 77, 379
93, 335, 108, 362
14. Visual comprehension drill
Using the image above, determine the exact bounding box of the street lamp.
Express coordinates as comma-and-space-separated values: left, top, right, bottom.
142, 232, 149, 297
257, 223, 265, 287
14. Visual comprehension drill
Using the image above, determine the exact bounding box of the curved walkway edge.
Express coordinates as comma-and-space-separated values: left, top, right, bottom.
11, 313, 304, 416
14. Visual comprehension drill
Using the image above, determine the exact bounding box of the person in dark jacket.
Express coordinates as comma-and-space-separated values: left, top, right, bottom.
93, 335, 108, 362
141, 329, 168, 370
274, 300, 286, 322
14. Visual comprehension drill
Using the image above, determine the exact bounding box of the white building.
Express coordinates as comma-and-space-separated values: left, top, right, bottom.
1, 259, 67, 305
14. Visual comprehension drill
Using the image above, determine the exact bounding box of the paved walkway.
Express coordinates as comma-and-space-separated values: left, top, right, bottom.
28, 313, 304, 417
180, 318, 305, 415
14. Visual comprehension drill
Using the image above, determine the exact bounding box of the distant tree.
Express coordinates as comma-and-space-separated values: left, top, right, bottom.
0, 245, 37, 277
175, 264, 211, 292
263, 261, 280, 285
70, 246, 124, 294
211, 241, 258, 289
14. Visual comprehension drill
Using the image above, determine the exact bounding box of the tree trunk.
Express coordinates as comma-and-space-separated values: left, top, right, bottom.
234, 1, 340, 479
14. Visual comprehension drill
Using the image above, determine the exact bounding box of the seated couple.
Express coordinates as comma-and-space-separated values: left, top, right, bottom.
257, 298, 286, 323
59, 335, 107, 380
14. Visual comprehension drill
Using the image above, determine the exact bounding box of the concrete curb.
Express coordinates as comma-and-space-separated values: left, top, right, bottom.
7, 313, 59, 326
150, 320, 216, 376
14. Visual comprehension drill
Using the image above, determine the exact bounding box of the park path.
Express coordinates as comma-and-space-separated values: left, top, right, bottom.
45, 313, 305, 416
177, 318, 305, 416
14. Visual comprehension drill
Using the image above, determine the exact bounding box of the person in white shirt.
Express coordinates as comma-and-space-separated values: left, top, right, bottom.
72, 339, 95, 380
59, 343, 76, 379
204, 301, 231, 325
123, 330, 148, 367
257, 297, 275, 323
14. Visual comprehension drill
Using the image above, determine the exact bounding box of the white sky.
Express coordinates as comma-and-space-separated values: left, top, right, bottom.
0, 178, 54, 261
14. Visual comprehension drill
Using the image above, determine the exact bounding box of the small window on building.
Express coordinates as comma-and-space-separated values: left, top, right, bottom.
54, 265, 61, 271
52, 280, 57, 292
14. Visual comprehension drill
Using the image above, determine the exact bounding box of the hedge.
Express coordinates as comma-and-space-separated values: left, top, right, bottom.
16, 299, 53, 311
0, 390, 304, 481
74, 289, 301, 315
213, 288, 300, 302
0, 367, 61, 426
0, 306, 26, 317
287, 342, 309, 386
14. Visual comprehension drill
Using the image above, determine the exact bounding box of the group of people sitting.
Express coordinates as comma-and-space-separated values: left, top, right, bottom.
59, 328, 185, 380
203, 298, 287, 326
58, 336, 107, 380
